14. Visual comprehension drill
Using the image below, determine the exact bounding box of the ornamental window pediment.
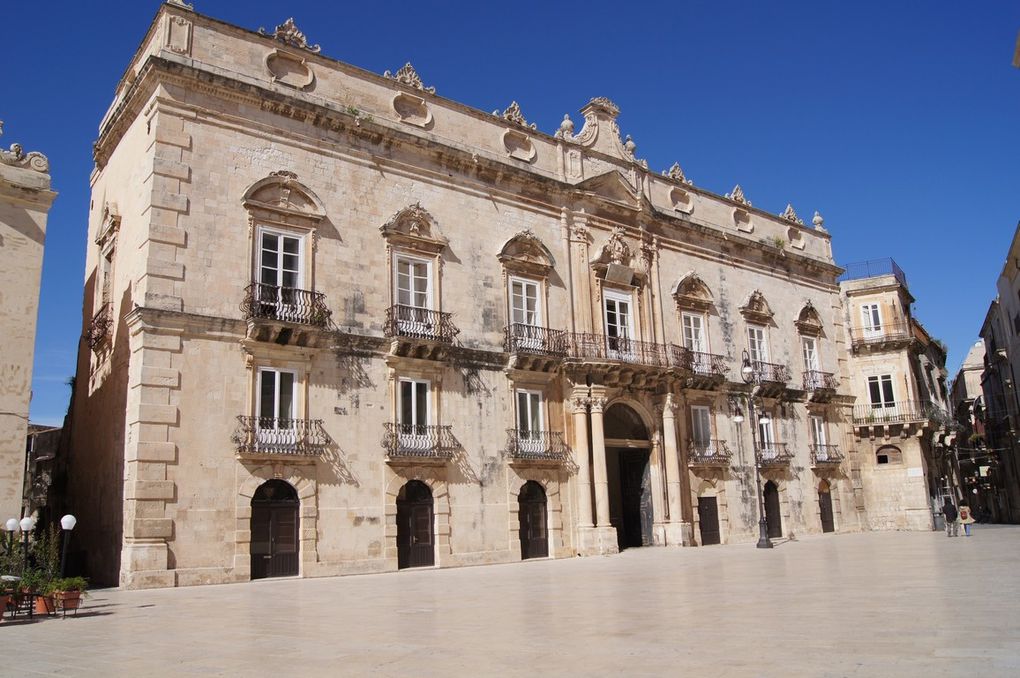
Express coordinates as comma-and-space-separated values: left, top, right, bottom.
242, 171, 325, 229
795, 301, 824, 336
740, 290, 774, 324
498, 230, 554, 278
672, 272, 714, 312
380, 202, 447, 255
590, 226, 644, 288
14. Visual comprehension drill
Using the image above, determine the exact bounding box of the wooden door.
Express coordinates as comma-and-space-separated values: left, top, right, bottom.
819, 489, 835, 533
397, 481, 435, 569
518, 481, 549, 560
619, 451, 653, 548
698, 496, 721, 546
764, 481, 782, 539
250, 480, 299, 580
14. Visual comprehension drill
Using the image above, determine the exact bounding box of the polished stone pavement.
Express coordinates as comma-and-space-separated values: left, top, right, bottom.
3, 527, 1018, 677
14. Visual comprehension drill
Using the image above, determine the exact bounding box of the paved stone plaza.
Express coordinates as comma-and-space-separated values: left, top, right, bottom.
3, 528, 1018, 676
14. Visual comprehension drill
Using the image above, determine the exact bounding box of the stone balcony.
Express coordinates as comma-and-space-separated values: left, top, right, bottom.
241, 282, 332, 348
86, 303, 113, 352
756, 443, 794, 468
810, 444, 844, 468
752, 360, 791, 396
564, 332, 688, 388
504, 323, 567, 372
687, 439, 732, 468
383, 304, 460, 360
232, 416, 328, 459
685, 351, 729, 390
504, 429, 571, 465
803, 370, 839, 401
849, 321, 914, 353
381, 423, 457, 464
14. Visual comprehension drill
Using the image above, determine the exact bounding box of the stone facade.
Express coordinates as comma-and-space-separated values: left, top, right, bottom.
0, 121, 56, 522
69, 4, 885, 589
840, 260, 954, 531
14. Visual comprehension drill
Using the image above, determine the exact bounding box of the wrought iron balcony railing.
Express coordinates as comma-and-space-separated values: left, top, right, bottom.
232, 416, 329, 456
565, 333, 687, 369
688, 439, 732, 466
852, 401, 946, 426
756, 443, 793, 466
803, 370, 839, 391
687, 351, 728, 378
849, 321, 912, 346
837, 258, 908, 288
381, 423, 456, 460
242, 282, 332, 327
384, 305, 460, 344
504, 323, 568, 356
752, 360, 791, 384
86, 303, 113, 350
811, 444, 844, 465
505, 429, 571, 462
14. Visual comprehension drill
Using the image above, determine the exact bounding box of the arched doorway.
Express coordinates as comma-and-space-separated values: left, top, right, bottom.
518, 481, 549, 559
397, 480, 435, 569
604, 403, 653, 549
818, 480, 835, 533
250, 479, 299, 580
763, 480, 782, 539
697, 494, 721, 545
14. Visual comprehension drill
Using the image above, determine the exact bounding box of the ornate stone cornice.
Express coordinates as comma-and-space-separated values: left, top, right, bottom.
493, 101, 535, 129
383, 62, 435, 94
258, 18, 321, 53
0, 121, 50, 173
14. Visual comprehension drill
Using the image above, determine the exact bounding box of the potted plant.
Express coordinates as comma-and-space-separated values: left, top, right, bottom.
49, 577, 88, 615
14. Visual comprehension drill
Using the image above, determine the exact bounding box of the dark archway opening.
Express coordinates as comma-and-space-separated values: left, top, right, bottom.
763, 480, 782, 539
250, 479, 299, 580
698, 496, 721, 545
604, 404, 653, 549
818, 480, 835, 533
397, 480, 435, 569
518, 481, 549, 559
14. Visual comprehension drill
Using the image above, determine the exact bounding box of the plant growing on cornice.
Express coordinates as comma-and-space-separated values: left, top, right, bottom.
762, 236, 786, 250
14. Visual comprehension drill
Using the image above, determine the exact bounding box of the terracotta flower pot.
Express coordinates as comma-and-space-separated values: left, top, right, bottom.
55, 591, 83, 612
34, 595, 55, 615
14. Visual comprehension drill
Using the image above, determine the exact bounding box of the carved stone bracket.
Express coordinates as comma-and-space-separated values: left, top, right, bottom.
258, 17, 321, 53
384, 62, 435, 94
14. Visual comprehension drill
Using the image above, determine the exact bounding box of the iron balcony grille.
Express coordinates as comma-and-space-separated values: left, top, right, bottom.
753, 360, 791, 384
757, 443, 793, 466
86, 303, 113, 350
803, 370, 839, 391
384, 304, 460, 344
852, 400, 946, 426
688, 439, 732, 466
232, 416, 328, 456
242, 282, 332, 327
687, 351, 728, 378
505, 429, 571, 462
811, 444, 844, 465
848, 321, 912, 346
504, 323, 568, 356
837, 258, 908, 288
565, 332, 688, 369
381, 423, 456, 460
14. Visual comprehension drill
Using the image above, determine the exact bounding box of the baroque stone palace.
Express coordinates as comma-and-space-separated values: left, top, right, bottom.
67, 3, 949, 589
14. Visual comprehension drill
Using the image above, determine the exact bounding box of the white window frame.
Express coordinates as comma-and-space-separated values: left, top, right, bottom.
398, 378, 431, 451
810, 415, 827, 446
748, 325, 769, 363
868, 374, 896, 409
604, 289, 636, 360
516, 389, 545, 453
393, 254, 433, 310
509, 276, 542, 327
690, 405, 713, 451
861, 303, 882, 337
758, 414, 776, 459
255, 367, 299, 449
682, 312, 707, 354
257, 226, 305, 290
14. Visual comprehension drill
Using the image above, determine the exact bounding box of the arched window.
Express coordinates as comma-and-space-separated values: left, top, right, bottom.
876, 445, 903, 465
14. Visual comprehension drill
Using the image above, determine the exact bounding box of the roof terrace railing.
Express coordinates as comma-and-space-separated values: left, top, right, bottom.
837, 258, 908, 289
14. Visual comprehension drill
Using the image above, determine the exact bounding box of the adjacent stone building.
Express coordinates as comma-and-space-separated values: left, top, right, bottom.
0, 121, 56, 522
839, 259, 955, 531
65, 3, 870, 589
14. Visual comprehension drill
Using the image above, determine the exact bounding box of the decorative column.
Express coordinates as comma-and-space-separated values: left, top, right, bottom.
589, 395, 611, 528
571, 393, 593, 529
661, 394, 685, 545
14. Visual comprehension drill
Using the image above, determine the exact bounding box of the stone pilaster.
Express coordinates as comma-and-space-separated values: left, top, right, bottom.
579, 391, 618, 555
660, 394, 686, 545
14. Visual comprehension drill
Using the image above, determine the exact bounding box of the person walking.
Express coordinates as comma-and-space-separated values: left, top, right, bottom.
959, 504, 976, 537
943, 499, 958, 537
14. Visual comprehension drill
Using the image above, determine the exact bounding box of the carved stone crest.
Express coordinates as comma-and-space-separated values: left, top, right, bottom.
0, 121, 50, 173
383, 63, 435, 94
605, 227, 632, 266
258, 17, 321, 53
727, 185, 751, 207
781, 203, 804, 225
663, 162, 693, 185
493, 101, 536, 129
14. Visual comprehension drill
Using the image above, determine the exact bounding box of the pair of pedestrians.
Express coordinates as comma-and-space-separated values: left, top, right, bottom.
942, 499, 976, 537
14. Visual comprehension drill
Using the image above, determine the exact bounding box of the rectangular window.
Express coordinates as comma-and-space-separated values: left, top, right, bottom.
868, 375, 895, 409
758, 415, 775, 447
510, 278, 541, 327
604, 291, 635, 358
516, 389, 544, 439
802, 337, 819, 372
748, 325, 769, 363
682, 313, 706, 353
691, 406, 712, 446
395, 256, 431, 309
810, 415, 827, 446
256, 368, 298, 449
259, 228, 303, 290
861, 303, 882, 336
399, 379, 429, 432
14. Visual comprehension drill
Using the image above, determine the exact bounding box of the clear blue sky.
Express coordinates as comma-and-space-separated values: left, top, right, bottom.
4, 1, 1019, 425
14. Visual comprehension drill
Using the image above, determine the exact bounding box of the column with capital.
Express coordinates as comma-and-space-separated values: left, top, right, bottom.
589, 395, 611, 529
571, 393, 593, 529
661, 393, 685, 545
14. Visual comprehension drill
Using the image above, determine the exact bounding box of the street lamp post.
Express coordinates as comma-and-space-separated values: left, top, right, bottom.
738, 350, 773, 549
18, 516, 36, 574
4, 518, 17, 555
60, 514, 77, 578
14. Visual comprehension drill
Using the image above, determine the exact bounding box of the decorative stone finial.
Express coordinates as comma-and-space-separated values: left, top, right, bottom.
492, 101, 536, 129
555, 114, 575, 139
663, 162, 692, 185
583, 97, 620, 118
383, 62, 435, 94
0, 121, 49, 173
166, 0, 194, 9
258, 18, 321, 53
812, 210, 826, 232
624, 135, 637, 156
781, 203, 804, 225
726, 184, 751, 207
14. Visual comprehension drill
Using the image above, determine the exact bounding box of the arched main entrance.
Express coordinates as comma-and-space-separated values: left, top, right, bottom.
604, 403, 653, 549
250, 479, 299, 580
397, 480, 435, 569
818, 480, 835, 533
518, 481, 549, 560
763, 480, 782, 539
